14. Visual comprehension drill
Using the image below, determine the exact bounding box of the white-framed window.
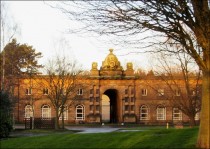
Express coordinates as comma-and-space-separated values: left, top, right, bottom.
173, 108, 182, 120
158, 89, 164, 96
77, 88, 83, 95
157, 106, 166, 120
140, 105, 149, 120
41, 105, 51, 118
43, 88, 49, 95
76, 105, 85, 120
59, 106, 68, 120
26, 88, 32, 95
25, 105, 33, 118
175, 90, 180, 96
141, 89, 147, 96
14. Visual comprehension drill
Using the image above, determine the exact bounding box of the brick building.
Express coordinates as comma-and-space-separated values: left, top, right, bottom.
11, 49, 201, 125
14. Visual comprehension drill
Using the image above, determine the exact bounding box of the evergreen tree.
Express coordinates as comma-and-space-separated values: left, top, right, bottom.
0, 38, 43, 77
0, 91, 13, 138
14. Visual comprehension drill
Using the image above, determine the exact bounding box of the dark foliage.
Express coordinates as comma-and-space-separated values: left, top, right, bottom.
0, 91, 13, 138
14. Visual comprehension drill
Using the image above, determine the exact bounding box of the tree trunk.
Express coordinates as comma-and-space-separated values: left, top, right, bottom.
197, 70, 210, 148
62, 112, 64, 129
189, 115, 196, 127
55, 109, 60, 130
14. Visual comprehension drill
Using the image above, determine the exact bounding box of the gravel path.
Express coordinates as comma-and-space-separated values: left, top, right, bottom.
8, 124, 145, 138
65, 126, 121, 134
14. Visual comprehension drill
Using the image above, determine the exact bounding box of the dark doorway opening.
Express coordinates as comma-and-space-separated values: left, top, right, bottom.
104, 89, 118, 123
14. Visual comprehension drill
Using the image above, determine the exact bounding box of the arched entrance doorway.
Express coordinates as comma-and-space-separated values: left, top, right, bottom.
102, 89, 120, 123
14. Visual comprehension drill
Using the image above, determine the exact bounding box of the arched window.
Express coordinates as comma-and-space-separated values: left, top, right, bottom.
173, 108, 182, 120
157, 105, 166, 120
41, 105, 51, 118
140, 105, 149, 120
76, 105, 84, 120
25, 105, 33, 118
59, 105, 68, 120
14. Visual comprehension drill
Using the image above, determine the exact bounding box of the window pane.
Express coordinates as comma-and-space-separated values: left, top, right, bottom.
125, 89, 128, 94
142, 89, 147, 96
96, 89, 99, 94
140, 105, 149, 120
173, 108, 182, 120
90, 97, 94, 102
77, 114, 82, 117
42, 105, 51, 118
96, 105, 100, 111
96, 97, 100, 102
77, 109, 82, 113
125, 97, 129, 102
76, 105, 84, 120
25, 105, 33, 118
131, 97, 135, 102
77, 89, 83, 95
157, 107, 165, 120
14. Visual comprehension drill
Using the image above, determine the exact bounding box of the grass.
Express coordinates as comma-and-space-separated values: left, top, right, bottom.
1, 127, 198, 149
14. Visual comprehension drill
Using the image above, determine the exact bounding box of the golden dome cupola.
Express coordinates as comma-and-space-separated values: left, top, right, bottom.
90, 48, 134, 77
101, 49, 123, 71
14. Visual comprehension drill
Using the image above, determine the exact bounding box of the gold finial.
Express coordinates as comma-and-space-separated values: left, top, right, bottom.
92, 62, 98, 70
127, 62, 133, 70
109, 48, 113, 53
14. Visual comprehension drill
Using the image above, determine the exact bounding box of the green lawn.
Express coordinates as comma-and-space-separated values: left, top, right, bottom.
1, 127, 198, 149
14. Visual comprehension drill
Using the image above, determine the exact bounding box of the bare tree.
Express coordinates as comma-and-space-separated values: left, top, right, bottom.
51, 1, 210, 147
151, 48, 201, 127
1, 1, 21, 91
40, 56, 83, 129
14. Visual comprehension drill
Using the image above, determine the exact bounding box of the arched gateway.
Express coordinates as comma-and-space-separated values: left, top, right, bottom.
102, 89, 120, 123
90, 49, 134, 124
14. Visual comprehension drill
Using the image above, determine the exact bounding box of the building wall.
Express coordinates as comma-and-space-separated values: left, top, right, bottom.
11, 50, 201, 125
13, 76, 200, 125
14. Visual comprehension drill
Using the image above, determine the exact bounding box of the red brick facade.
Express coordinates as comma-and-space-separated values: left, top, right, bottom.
11, 49, 201, 125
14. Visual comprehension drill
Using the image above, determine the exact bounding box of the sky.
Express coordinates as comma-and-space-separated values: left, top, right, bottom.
3, 1, 152, 72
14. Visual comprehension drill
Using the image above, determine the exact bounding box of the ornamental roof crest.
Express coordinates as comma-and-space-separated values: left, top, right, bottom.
101, 49, 123, 71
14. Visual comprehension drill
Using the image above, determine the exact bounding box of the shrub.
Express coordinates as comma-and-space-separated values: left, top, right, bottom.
0, 91, 13, 138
